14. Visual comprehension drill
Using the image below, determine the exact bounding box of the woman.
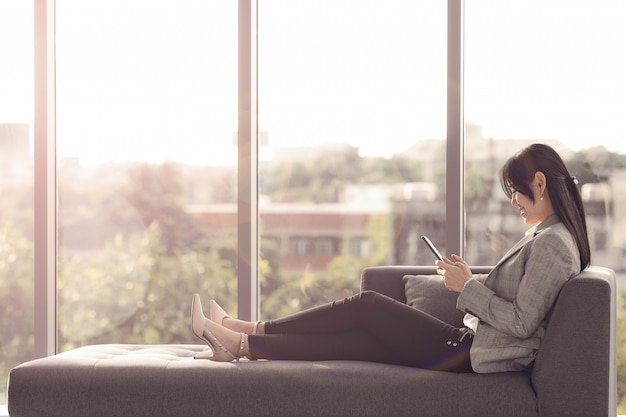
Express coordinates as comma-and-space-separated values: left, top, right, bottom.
191, 143, 590, 373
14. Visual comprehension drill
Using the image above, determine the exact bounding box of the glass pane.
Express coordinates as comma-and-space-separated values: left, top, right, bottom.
0, 2, 34, 406
465, 0, 626, 411
56, 1, 237, 350
258, 1, 447, 316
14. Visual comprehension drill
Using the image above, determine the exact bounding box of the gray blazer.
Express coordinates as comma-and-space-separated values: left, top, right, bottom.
456, 214, 581, 373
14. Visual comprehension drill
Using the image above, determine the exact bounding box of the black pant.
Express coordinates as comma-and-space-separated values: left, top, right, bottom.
248, 290, 474, 373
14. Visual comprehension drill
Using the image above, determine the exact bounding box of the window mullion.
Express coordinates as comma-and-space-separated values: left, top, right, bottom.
34, 0, 57, 358
446, 0, 464, 257
237, 0, 259, 322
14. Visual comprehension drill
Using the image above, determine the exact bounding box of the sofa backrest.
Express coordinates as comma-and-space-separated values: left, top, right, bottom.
530, 266, 616, 417
360, 265, 492, 302
360, 265, 616, 417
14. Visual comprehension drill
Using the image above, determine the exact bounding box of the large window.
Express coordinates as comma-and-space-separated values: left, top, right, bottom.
55, 0, 238, 350
258, 0, 448, 315
3, 1, 626, 413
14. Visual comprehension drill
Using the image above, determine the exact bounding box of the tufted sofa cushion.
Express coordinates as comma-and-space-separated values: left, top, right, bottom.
8, 343, 539, 417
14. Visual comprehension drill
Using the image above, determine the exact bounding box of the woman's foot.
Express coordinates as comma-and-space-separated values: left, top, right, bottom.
208, 299, 265, 335
191, 294, 248, 361
209, 299, 230, 326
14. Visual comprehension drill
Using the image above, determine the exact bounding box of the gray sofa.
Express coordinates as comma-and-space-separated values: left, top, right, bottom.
7, 265, 617, 417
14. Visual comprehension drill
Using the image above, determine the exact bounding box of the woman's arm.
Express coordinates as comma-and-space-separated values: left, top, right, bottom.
455, 232, 579, 338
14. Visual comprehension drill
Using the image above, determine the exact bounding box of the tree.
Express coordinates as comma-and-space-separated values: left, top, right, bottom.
0, 221, 34, 403
58, 223, 239, 348
56, 162, 241, 349
118, 162, 204, 254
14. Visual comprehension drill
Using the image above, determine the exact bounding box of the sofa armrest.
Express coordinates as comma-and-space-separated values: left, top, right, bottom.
531, 266, 616, 417
360, 266, 492, 303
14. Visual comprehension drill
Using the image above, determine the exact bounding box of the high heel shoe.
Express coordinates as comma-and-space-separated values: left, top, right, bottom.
209, 298, 262, 335
191, 294, 245, 362
209, 299, 230, 326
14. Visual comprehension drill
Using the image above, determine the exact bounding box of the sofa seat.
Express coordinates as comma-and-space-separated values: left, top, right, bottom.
8, 343, 538, 417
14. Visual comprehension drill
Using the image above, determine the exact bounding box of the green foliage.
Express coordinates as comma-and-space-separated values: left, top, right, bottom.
260, 148, 426, 203
360, 156, 424, 184
260, 261, 360, 320
366, 214, 390, 265
0, 221, 35, 403
258, 214, 389, 320
119, 162, 204, 254
569, 146, 626, 174
57, 171, 240, 349
57, 218, 241, 349
465, 165, 488, 200
261, 160, 319, 202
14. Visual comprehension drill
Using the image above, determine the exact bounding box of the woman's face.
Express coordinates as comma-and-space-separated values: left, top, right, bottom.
510, 190, 542, 225
508, 172, 554, 225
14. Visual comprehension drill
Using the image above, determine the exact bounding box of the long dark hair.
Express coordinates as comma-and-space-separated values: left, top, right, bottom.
499, 143, 591, 270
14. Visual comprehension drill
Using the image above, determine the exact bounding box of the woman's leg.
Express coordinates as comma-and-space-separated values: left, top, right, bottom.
248, 291, 473, 372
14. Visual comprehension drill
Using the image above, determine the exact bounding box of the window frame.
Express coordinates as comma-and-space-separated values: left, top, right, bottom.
34, 0, 57, 359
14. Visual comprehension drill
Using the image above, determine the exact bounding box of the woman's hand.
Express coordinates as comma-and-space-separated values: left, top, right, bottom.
435, 254, 472, 293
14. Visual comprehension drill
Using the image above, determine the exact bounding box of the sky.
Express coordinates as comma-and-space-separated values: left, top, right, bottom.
1, 0, 626, 165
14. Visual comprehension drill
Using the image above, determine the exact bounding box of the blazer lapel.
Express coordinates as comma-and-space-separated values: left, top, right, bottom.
491, 233, 534, 271
489, 214, 560, 273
